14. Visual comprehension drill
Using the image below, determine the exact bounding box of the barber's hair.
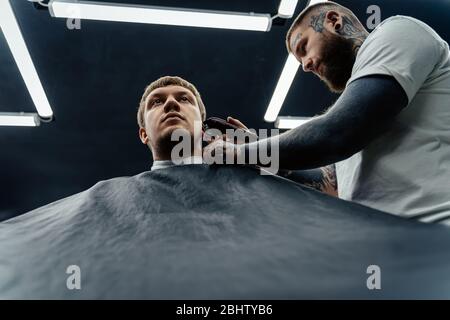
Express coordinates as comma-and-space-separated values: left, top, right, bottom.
137, 76, 206, 128
285, 1, 363, 53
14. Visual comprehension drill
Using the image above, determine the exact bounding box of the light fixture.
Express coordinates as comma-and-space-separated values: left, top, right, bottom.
0, 0, 54, 120
277, 0, 298, 19
264, 0, 328, 123
0, 113, 40, 127
264, 54, 300, 122
308, 0, 328, 6
275, 116, 312, 129
48, 0, 272, 32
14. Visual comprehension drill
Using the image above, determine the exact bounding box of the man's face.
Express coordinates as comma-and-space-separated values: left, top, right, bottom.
290, 17, 356, 93
139, 85, 202, 154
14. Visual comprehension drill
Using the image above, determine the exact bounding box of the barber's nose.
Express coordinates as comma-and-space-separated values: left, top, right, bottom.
163, 97, 180, 113
302, 58, 314, 73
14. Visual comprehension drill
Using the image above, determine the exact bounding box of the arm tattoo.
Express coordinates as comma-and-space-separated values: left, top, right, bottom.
320, 165, 338, 196
279, 164, 338, 197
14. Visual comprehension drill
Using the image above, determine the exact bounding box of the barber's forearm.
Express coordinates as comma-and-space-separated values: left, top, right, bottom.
241, 76, 409, 171
241, 115, 353, 170
277, 116, 351, 169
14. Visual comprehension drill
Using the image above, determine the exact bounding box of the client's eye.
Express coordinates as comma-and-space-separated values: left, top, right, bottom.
181, 96, 189, 102
152, 98, 162, 106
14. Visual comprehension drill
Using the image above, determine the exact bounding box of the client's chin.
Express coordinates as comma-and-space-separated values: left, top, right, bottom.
155, 126, 192, 155
159, 124, 190, 139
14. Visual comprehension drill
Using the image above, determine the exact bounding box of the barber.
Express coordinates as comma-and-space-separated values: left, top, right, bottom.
204, 2, 450, 224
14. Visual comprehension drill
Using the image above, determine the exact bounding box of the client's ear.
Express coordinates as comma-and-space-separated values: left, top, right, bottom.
139, 127, 149, 145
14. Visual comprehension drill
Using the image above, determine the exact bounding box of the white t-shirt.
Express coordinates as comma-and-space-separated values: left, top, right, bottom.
335, 16, 450, 224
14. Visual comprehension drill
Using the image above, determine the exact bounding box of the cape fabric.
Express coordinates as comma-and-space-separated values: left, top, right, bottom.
1, 165, 449, 299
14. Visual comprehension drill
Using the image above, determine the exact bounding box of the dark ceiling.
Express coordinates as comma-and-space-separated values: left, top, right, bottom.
1, 0, 449, 221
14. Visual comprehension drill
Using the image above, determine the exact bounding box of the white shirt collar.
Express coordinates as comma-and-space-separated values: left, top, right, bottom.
151, 156, 203, 171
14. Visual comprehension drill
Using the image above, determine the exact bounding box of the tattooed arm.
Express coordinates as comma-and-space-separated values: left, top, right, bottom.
279, 165, 338, 197
238, 75, 408, 170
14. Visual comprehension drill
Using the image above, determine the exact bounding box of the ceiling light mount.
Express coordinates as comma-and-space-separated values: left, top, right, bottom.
27, 0, 49, 10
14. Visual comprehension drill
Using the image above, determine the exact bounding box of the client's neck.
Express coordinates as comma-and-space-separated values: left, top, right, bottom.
153, 146, 202, 162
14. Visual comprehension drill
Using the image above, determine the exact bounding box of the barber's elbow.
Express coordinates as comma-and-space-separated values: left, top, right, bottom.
326, 134, 365, 163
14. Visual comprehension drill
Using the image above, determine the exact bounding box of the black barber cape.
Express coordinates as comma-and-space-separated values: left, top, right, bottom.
1, 165, 450, 299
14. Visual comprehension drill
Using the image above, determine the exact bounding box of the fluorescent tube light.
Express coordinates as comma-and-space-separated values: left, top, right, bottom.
275, 116, 312, 129
264, 54, 300, 122
308, 0, 328, 6
264, 0, 327, 123
278, 0, 298, 19
0, 113, 40, 127
49, 0, 272, 32
0, 0, 53, 119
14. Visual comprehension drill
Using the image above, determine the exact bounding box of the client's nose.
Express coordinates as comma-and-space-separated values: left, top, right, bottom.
163, 97, 181, 113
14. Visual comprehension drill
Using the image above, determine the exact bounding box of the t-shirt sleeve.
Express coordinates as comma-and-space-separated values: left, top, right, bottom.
347, 16, 441, 104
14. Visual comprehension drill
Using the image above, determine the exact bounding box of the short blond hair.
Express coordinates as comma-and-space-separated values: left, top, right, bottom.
285, 1, 362, 53
137, 76, 206, 128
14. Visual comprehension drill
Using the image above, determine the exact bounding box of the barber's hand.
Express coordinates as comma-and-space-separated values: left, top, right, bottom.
204, 116, 250, 145
227, 116, 248, 130
226, 116, 258, 145
203, 138, 240, 165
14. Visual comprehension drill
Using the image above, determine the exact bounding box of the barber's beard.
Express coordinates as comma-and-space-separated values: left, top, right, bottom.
319, 31, 357, 93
